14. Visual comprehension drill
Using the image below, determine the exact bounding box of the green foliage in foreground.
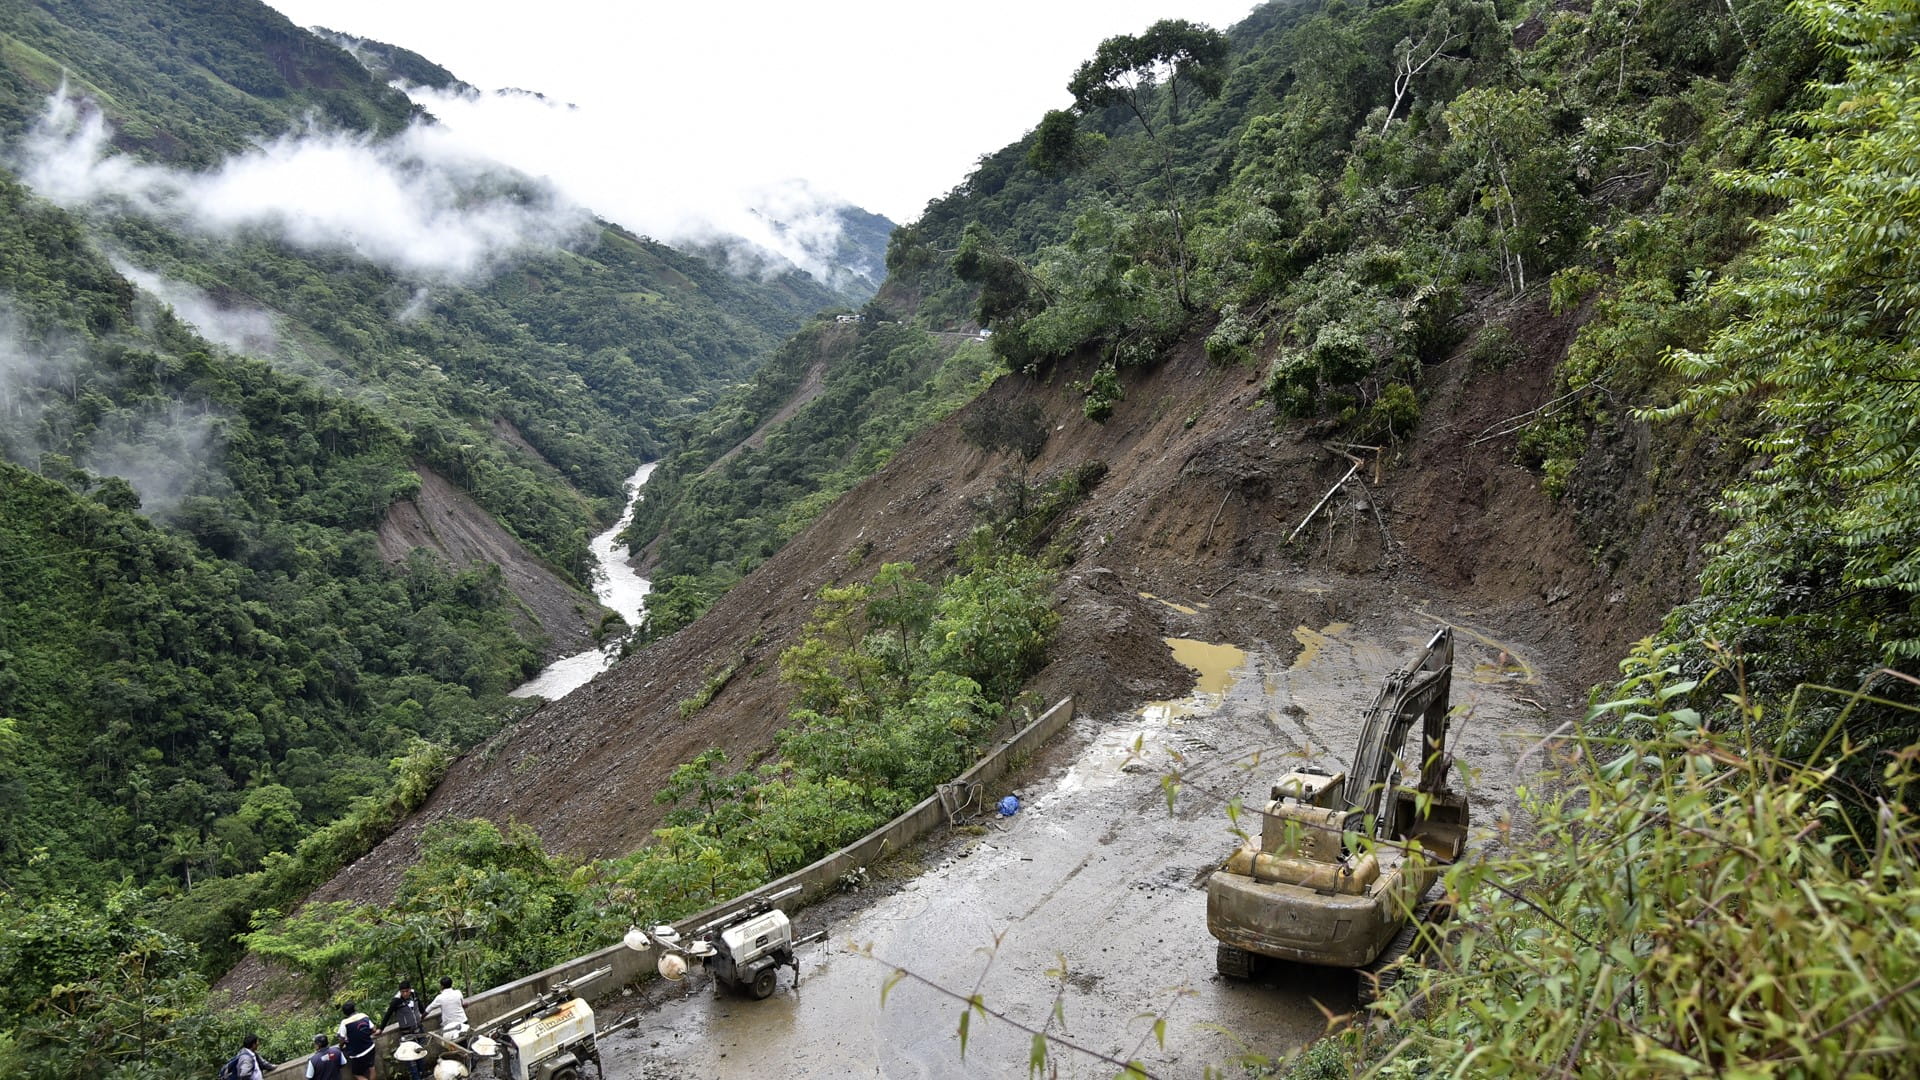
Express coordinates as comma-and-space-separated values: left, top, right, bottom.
234, 553, 1057, 1007
1650, 0, 1920, 678
1323, 642, 1920, 1077
0, 741, 447, 1080
0, 887, 316, 1080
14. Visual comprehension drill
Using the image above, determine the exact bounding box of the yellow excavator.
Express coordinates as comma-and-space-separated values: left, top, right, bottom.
1206, 627, 1466, 1002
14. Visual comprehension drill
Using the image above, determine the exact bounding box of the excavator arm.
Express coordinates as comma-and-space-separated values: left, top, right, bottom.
1343, 628, 1454, 835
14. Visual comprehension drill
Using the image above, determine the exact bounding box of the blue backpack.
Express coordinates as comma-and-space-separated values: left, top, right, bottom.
342, 1014, 375, 1057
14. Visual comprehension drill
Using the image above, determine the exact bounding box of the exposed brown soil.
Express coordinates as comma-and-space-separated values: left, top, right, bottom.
220, 298, 1705, 1001
706, 359, 827, 477
489, 417, 553, 468
376, 465, 601, 661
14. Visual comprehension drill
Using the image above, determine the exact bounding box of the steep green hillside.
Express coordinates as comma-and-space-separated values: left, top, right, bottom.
96, 208, 842, 569
3, 0, 1917, 1073
882, 0, 1915, 736
0, 165, 535, 923
625, 316, 998, 638
607, 2, 1920, 1075
0, 0, 419, 163
0, 0, 845, 965
2, 0, 844, 574
643, 0, 1829, 690
311, 28, 466, 91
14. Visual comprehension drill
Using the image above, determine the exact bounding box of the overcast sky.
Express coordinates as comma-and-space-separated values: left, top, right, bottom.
263, 1, 1261, 226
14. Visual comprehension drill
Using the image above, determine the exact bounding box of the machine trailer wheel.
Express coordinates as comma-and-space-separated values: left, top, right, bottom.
1216, 943, 1255, 979
750, 966, 778, 1000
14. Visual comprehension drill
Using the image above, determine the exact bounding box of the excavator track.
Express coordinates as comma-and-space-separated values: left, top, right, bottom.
1356, 892, 1452, 1007
1216, 942, 1256, 979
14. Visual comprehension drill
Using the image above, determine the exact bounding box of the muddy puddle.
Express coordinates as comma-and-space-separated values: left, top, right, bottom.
600, 614, 1553, 1079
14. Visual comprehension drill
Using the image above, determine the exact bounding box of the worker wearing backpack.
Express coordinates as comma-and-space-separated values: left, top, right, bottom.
219, 1034, 274, 1080
380, 983, 426, 1080
337, 1002, 378, 1080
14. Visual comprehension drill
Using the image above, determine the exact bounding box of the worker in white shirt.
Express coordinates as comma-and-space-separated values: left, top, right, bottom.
432, 976, 469, 1040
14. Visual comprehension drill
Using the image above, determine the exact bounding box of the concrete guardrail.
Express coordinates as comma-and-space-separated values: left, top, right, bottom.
264, 695, 1074, 1078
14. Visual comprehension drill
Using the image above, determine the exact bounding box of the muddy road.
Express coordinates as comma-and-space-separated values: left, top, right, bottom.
600, 605, 1557, 1079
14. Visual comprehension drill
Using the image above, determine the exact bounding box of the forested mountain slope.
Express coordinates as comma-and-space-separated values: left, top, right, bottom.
622, 314, 999, 639
259, 0, 1790, 966
0, 0, 418, 163
0, 0, 866, 995
302, 0, 1915, 1070
605, 0, 1918, 1070
649, 0, 1916, 739
7, 0, 1920, 1073
630, 0, 1811, 686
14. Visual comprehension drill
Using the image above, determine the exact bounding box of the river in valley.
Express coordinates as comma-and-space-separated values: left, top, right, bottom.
509, 462, 657, 701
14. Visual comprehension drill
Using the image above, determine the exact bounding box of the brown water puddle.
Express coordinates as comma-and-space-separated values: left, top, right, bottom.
1138, 591, 1201, 615
1063, 638, 1249, 792
1286, 621, 1352, 672
1164, 637, 1245, 695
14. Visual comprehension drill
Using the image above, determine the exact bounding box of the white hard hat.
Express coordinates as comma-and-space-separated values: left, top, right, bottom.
393, 1041, 428, 1062
657, 952, 688, 981
469, 1036, 498, 1058
432, 1059, 469, 1080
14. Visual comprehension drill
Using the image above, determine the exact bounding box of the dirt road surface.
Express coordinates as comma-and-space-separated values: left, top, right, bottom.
600, 606, 1557, 1079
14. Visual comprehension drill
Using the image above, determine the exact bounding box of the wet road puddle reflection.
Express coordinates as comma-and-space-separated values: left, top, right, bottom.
1286, 621, 1352, 672
1060, 638, 1248, 794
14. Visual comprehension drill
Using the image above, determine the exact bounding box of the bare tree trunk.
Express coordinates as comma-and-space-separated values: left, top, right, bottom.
1384, 29, 1463, 134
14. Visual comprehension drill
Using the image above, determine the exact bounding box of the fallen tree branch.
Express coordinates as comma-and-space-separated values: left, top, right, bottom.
1204, 487, 1237, 544
1470, 386, 1600, 446
1349, 475, 1393, 548
1288, 460, 1362, 543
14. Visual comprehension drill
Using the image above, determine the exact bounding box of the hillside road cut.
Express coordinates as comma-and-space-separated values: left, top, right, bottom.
600, 611, 1558, 1078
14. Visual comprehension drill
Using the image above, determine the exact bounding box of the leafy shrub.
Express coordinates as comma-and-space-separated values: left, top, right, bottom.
1466, 325, 1524, 372
1539, 455, 1577, 499
1205, 311, 1258, 365
1351, 383, 1422, 444
1081, 363, 1123, 421
1548, 265, 1601, 314
1516, 414, 1586, 498
1379, 642, 1920, 1076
